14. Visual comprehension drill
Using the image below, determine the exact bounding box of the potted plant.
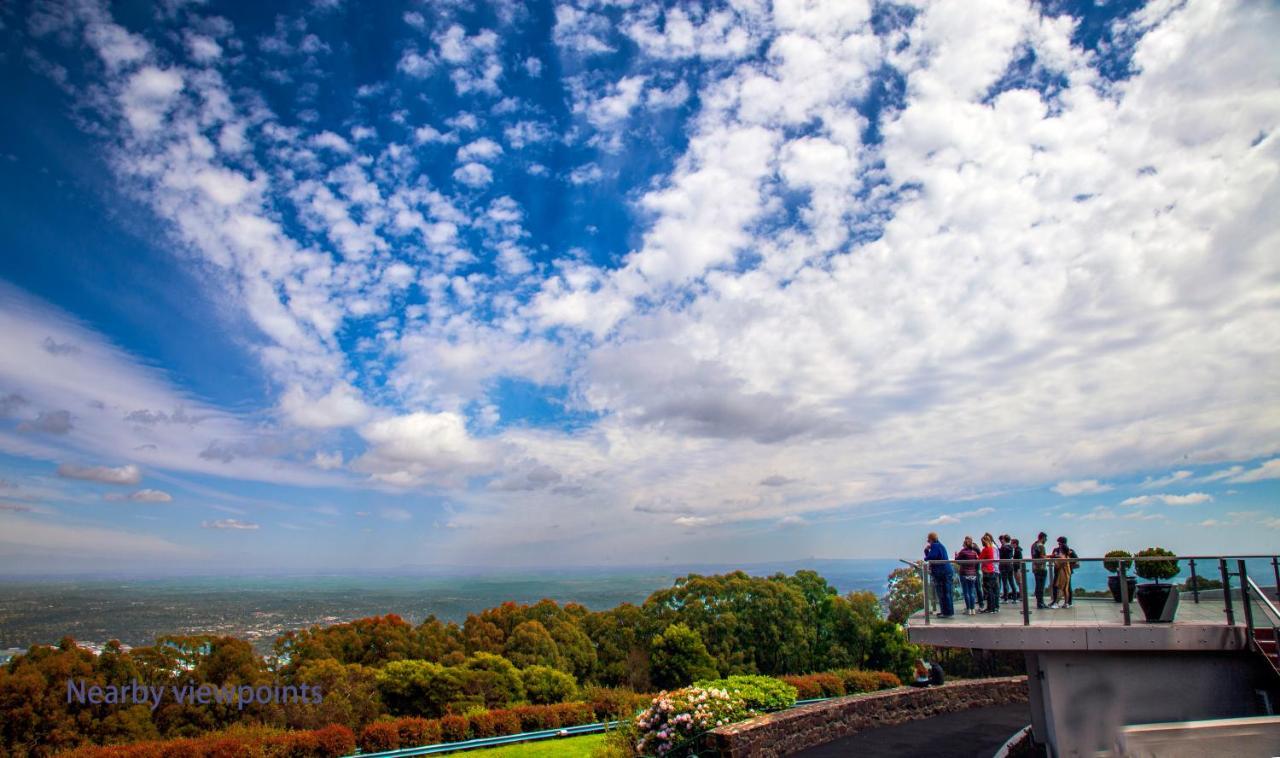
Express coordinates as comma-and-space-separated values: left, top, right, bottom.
1134, 547, 1180, 622
1103, 550, 1137, 603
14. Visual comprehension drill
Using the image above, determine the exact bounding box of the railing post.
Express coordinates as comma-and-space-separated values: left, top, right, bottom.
1239, 560, 1255, 632
1221, 559, 1235, 626
920, 561, 931, 626
1189, 558, 1199, 604
1118, 562, 1131, 626
1272, 556, 1279, 599
1019, 559, 1030, 626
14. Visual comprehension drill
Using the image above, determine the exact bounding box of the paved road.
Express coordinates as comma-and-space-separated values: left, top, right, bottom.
792, 702, 1031, 758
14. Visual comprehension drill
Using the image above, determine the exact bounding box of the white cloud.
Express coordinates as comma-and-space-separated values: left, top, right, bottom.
279, 382, 371, 429
355, 411, 490, 485
57, 463, 141, 485
105, 488, 173, 502
453, 161, 494, 187
1140, 470, 1192, 488
924, 506, 995, 525
1120, 492, 1214, 507
201, 518, 259, 530
1052, 480, 1113, 497
1224, 458, 1280, 484
119, 66, 183, 133
456, 137, 503, 162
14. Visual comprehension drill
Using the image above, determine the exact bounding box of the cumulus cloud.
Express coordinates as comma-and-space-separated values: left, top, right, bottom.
57, 463, 142, 485
279, 383, 371, 429
12, 0, 1280, 561
1052, 480, 1113, 497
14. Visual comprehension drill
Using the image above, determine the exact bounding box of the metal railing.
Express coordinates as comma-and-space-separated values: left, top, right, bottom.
908, 554, 1280, 628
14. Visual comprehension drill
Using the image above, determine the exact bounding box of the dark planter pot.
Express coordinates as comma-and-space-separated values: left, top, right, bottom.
1107, 575, 1138, 603
1135, 582, 1180, 622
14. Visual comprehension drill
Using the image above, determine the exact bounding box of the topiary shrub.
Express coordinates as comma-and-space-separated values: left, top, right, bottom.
509, 705, 549, 731
393, 718, 439, 748
439, 715, 469, 742
311, 725, 356, 757
468, 711, 497, 738
550, 701, 594, 728
359, 721, 400, 752
1103, 550, 1133, 574
489, 709, 521, 736
693, 675, 797, 711
633, 687, 750, 756
1134, 547, 1180, 583
873, 671, 901, 689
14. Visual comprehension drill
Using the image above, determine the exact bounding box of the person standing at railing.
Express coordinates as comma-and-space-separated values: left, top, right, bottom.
956, 536, 981, 616
980, 533, 1000, 613
999, 535, 1015, 601
925, 532, 956, 618
1031, 532, 1049, 609
1011, 538, 1024, 601
1050, 536, 1074, 609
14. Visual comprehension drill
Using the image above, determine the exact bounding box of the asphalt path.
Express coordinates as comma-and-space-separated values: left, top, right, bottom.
791, 702, 1031, 758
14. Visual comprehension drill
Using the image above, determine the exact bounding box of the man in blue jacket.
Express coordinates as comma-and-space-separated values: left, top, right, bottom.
924, 532, 955, 618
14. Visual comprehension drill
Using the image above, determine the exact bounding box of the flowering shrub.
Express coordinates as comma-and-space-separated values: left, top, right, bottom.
633, 686, 750, 756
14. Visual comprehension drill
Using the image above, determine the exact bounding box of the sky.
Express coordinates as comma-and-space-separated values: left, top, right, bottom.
0, 0, 1277, 575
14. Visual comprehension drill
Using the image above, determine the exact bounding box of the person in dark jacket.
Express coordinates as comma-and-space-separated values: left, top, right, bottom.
1031, 532, 1048, 609
1011, 538, 1024, 601
924, 532, 955, 617
955, 537, 981, 615
999, 535, 1015, 600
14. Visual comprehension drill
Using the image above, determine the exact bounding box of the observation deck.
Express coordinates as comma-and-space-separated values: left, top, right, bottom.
900, 553, 1280, 756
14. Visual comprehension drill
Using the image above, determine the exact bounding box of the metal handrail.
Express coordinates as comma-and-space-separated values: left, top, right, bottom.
1245, 575, 1280, 624
907, 553, 1279, 629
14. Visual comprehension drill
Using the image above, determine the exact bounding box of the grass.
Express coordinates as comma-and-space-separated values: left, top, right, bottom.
459, 732, 606, 757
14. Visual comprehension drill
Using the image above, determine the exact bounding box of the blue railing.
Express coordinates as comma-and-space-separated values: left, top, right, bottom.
348, 698, 835, 756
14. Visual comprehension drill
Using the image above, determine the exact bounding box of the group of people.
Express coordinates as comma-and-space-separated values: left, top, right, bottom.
923, 531, 1080, 618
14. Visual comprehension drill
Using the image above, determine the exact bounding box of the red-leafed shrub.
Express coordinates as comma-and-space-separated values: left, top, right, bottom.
550, 701, 593, 728
439, 714, 469, 742
468, 711, 497, 738
360, 721, 400, 752
393, 718, 440, 747
310, 725, 356, 756
875, 672, 902, 689
582, 687, 651, 719
781, 673, 845, 699
489, 709, 520, 736
510, 705, 550, 731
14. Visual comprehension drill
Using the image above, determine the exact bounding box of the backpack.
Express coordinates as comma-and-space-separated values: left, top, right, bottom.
1069, 549, 1079, 570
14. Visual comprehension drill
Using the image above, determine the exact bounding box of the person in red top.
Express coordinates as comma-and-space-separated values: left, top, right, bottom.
979, 533, 1000, 613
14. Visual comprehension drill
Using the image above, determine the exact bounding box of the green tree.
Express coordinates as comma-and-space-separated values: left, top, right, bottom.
520, 665, 577, 704
458, 653, 525, 708
502, 620, 561, 669
650, 623, 719, 689
375, 660, 462, 718
883, 567, 923, 624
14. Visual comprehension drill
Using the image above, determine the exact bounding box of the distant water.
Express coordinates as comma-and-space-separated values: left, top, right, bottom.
0, 559, 902, 652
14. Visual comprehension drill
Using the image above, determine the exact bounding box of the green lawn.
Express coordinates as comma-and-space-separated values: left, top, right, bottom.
459, 732, 605, 757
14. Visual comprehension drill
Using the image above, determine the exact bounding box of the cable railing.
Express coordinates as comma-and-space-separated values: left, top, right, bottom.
906, 554, 1280, 628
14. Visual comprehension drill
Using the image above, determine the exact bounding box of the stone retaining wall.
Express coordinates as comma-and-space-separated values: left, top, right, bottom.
703, 676, 1029, 758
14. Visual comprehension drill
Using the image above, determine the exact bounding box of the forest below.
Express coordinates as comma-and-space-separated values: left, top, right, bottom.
1, 569, 972, 756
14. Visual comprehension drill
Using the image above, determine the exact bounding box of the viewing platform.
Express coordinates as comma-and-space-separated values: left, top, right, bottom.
901, 553, 1280, 756
907, 595, 1251, 652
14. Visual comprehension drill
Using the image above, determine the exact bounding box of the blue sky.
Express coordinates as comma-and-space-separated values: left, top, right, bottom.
0, 0, 1277, 574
